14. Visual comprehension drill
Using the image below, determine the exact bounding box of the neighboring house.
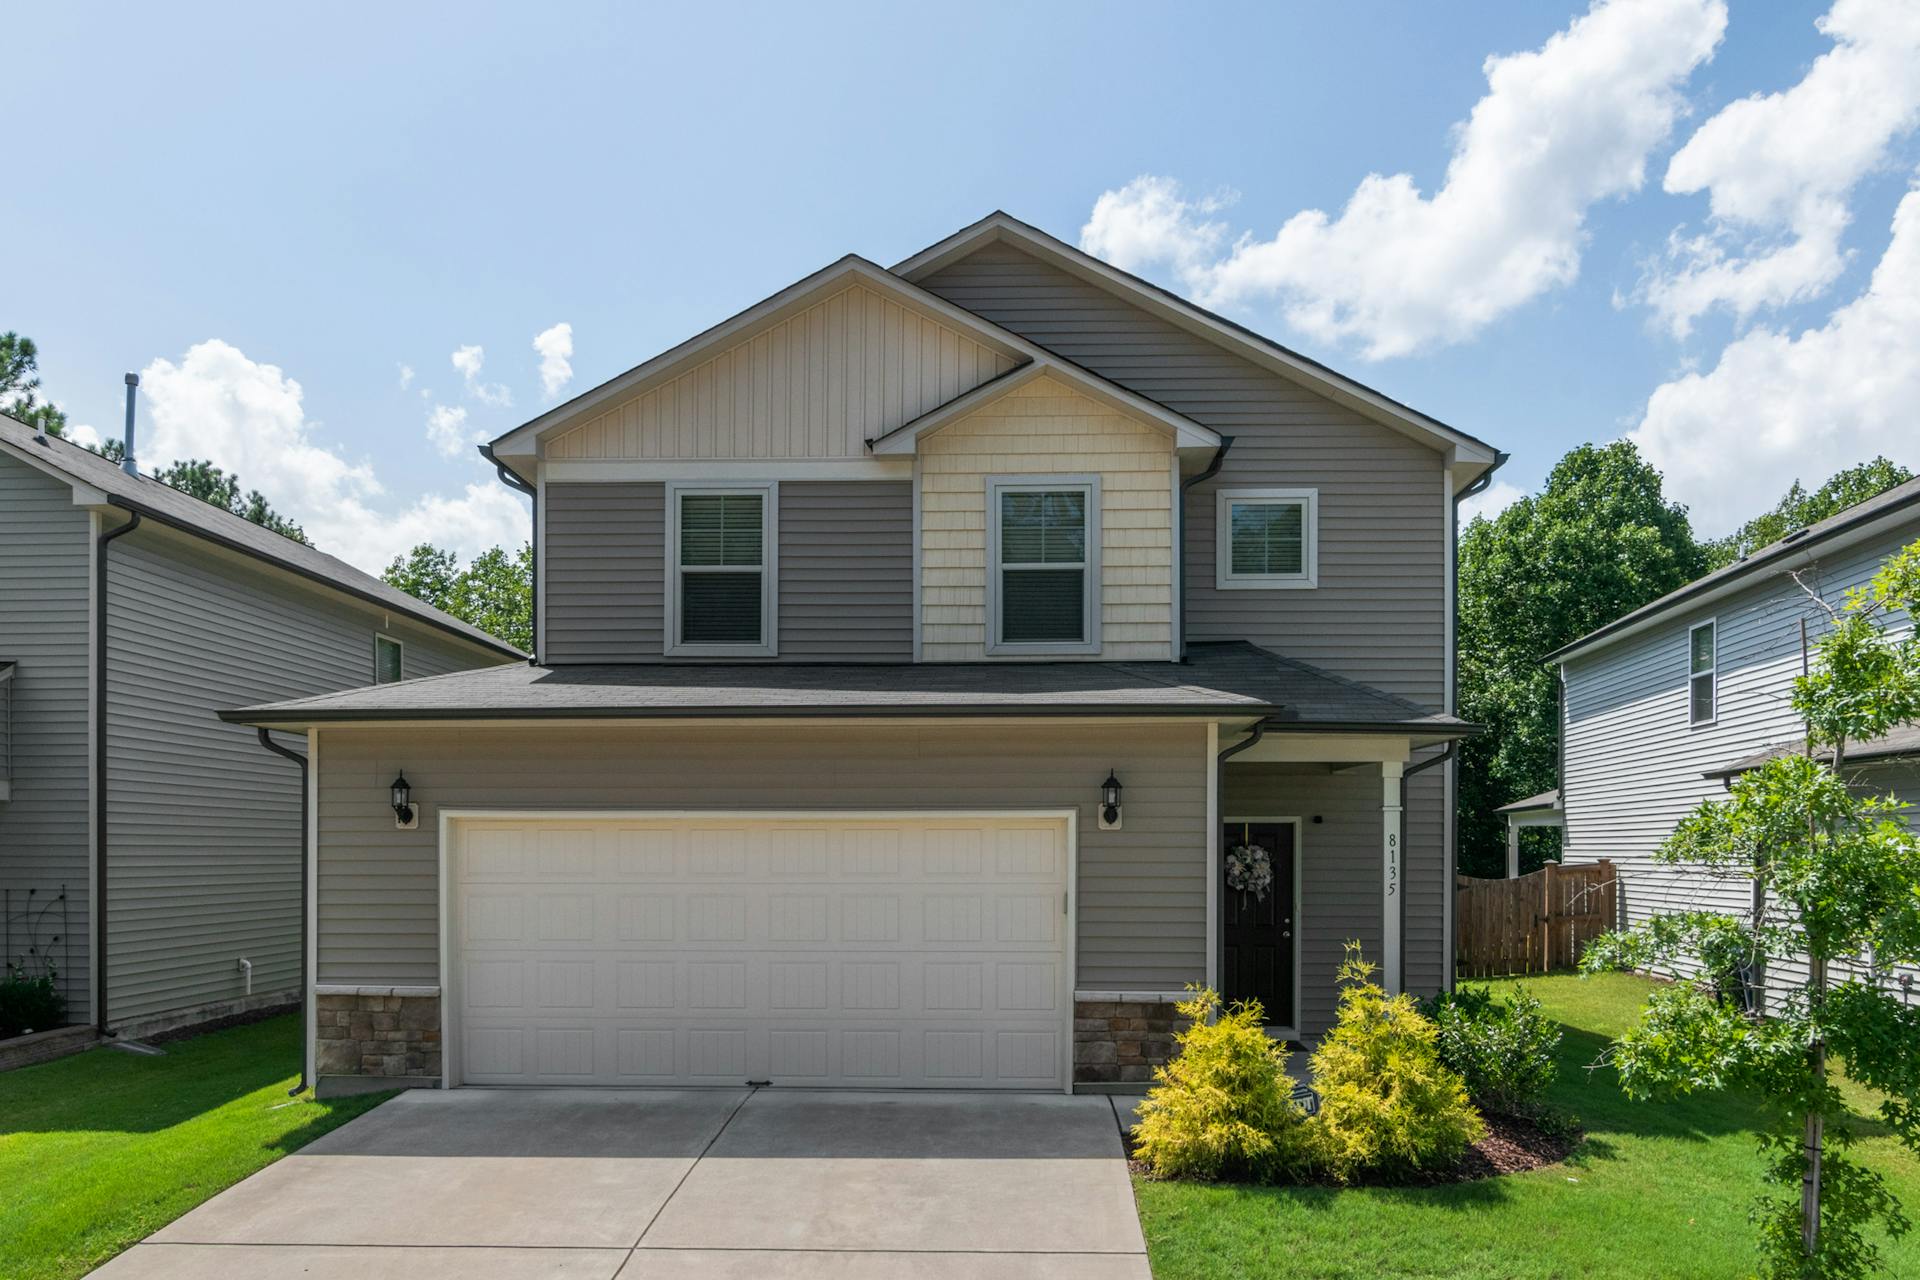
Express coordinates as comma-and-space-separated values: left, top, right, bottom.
1550, 477, 1920, 1008
227, 212, 1504, 1096
0, 413, 521, 1040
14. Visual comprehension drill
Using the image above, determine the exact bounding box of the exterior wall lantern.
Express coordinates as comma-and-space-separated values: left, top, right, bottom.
391, 771, 418, 830
1098, 770, 1123, 831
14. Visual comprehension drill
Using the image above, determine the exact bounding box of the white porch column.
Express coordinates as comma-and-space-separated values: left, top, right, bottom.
1381, 760, 1404, 995
1507, 818, 1521, 879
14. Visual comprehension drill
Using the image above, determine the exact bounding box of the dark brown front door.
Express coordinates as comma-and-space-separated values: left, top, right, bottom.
1221, 821, 1296, 1028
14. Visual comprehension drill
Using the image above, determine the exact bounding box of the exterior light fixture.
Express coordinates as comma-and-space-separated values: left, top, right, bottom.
391, 772, 417, 829
1099, 770, 1123, 830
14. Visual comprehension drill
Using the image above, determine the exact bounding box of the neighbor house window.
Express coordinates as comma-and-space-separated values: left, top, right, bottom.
668, 484, 776, 656
987, 477, 1101, 655
1216, 488, 1317, 589
1689, 620, 1716, 725
374, 634, 404, 684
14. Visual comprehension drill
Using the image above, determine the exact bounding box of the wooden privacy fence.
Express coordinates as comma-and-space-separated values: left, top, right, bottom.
1456, 861, 1617, 978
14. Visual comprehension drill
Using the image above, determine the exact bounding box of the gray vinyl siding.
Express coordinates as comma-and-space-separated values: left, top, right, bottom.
100, 525, 499, 1027
921, 243, 1452, 1001
1561, 520, 1919, 1006
543, 480, 913, 663
0, 453, 93, 1019
313, 722, 1209, 994
779, 481, 912, 660
544, 482, 666, 663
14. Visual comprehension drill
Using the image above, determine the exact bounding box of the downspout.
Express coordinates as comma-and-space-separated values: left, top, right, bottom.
255, 728, 309, 1095
478, 444, 538, 663
94, 508, 141, 1034
1177, 438, 1234, 662
1214, 716, 1273, 987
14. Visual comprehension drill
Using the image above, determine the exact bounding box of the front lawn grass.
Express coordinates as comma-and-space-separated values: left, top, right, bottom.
1133, 973, 1920, 1279
0, 1014, 392, 1280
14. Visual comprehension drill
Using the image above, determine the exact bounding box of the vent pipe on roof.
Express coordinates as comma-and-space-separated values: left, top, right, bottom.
120, 373, 139, 476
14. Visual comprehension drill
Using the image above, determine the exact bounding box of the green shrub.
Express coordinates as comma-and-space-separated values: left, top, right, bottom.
1308, 943, 1485, 1182
1422, 984, 1562, 1115
0, 965, 66, 1038
1131, 987, 1312, 1181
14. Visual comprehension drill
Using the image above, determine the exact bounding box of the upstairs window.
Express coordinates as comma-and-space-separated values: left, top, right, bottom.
669, 485, 776, 656
1689, 620, 1716, 725
988, 477, 1100, 655
1216, 488, 1318, 589
374, 634, 404, 684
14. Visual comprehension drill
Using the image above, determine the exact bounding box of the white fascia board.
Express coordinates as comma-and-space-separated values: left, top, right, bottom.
892, 214, 1498, 479
488, 255, 1041, 459
868, 357, 1220, 456
545, 458, 913, 482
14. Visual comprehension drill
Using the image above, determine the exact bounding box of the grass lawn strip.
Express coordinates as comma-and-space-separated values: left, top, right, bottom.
1133, 972, 1920, 1280
0, 1014, 391, 1280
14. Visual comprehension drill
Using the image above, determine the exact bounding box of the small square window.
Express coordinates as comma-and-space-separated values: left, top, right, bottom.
668, 485, 776, 656
1216, 489, 1318, 589
374, 635, 404, 684
987, 477, 1101, 655
1688, 620, 1716, 725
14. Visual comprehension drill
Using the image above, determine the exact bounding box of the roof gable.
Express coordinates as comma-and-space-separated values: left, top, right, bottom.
892, 212, 1500, 483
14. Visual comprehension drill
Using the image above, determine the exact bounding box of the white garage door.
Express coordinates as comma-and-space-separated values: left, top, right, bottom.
449, 814, 1070, 1089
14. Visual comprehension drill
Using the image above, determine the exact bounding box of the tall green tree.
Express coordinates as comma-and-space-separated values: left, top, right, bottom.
1583, 538, 1920, 1280
152, 459, 310, 545
0, 330, 70, 437
383, 542, 532, 651
1706, 459, 1915, 569
1456, 442, 1706, 877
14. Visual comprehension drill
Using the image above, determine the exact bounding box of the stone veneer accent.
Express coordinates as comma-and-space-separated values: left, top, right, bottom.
314, 990, 441, 1080
1073, 996, 1185, 1084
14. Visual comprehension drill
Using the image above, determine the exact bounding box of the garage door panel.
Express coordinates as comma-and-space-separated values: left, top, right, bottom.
453, 816, 1069, 1088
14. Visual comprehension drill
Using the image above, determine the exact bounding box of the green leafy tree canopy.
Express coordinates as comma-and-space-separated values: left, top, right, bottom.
383, 542, 531, 652
0, 330, 71, 438
1706, 459, 1915, 570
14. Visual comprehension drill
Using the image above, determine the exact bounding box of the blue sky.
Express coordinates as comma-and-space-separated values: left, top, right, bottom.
6, 1, 1917, 571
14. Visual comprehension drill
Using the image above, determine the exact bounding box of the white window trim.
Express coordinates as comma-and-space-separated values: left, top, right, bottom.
1215, 487, 1318, 590
373, 633, 404, 684
665, 481, 779, 658
1688, 618, 1717, 727
985, 474, 1102, 658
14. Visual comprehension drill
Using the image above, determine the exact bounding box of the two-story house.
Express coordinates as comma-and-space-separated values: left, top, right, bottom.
0, 411, 519, 1049
1550, 476, 1920, 1009
227, 213, 1502, 1097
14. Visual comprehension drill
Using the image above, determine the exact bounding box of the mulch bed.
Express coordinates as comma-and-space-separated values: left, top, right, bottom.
1127, 1110, 1580, 1187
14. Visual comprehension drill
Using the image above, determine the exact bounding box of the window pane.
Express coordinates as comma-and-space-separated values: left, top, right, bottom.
374, 637, 402, 684
681, 571, 763, 644
1231, 502, 1304, 576
1000, 490, 1085, 565
680, 494, 763, 567
1690, 624, 1715, 674
1691, 673, 1715, 722
1001, 568, 1085, 643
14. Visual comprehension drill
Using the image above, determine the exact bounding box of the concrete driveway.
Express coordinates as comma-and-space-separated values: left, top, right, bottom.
93, 1088, 1149, 1279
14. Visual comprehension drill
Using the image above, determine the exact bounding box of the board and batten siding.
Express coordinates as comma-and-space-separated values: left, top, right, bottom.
545, 283, 1018, 462
0, 451, 94, 1018
313, 722, 1209, 994
1561, 522, 1919, 1005
542, 480, 913, 663
918, 373, 1175, 662
918, 243, 1452, 995
100, 524, 497, 1027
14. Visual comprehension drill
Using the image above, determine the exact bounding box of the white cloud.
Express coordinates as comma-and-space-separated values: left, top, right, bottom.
1643, 0, 1920, 336
1459, 480, 1527, 526
1079, 0, 1727, 359
533, 322, 574, 398
1629, 183, 1920, 535
139, 339, 527, 571
450, 344, 512, 407
426, 403, 473, 458
397, 362, 414, 390
66, 422, 102, 448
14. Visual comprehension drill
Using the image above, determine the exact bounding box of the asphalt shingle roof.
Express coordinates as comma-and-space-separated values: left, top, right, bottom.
1704, 725, 1920, 779
222, 641, 1475, 730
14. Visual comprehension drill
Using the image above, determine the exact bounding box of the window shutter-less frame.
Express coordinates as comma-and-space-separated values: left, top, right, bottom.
986, 476, 1100, 656
667, 484, 777, 656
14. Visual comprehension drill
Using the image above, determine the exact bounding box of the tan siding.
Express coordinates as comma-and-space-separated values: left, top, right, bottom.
546, 284, 1018, 462
918, 374, 1175, 661
314, 722, 1209, 993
